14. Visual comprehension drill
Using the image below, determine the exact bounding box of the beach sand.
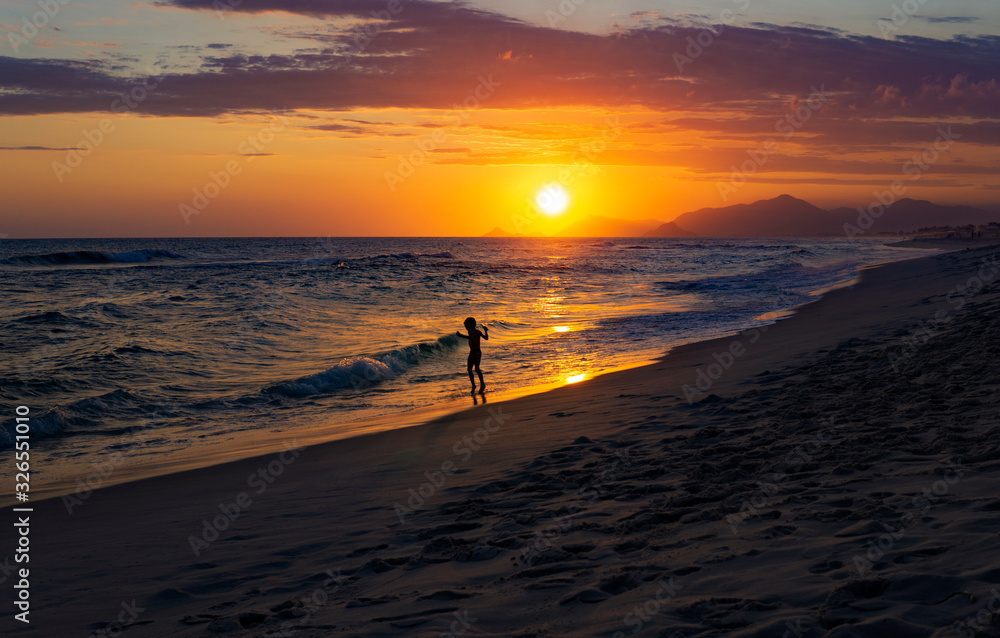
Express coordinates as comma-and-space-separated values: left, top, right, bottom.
8, 244, 1000, 637
888, 237, 1000, 250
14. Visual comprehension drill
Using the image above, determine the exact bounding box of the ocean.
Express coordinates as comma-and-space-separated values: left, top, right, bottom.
0, 237, 918, 498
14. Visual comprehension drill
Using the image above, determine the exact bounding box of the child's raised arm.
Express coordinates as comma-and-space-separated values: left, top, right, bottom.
481, 325, 489, 340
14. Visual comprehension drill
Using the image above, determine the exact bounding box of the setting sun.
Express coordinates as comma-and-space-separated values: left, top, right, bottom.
535, 184, 570, 216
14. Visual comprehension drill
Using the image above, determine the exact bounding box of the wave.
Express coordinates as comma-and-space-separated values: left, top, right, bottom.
12, 310, 79, 325
213, 251, 455, 269
262, 334, 461, 397
657, 242, 806, 251
2, 249, 454, 272
656, 259, 860, 295
763, 258, 858, 280
383, 251, 455, 259
4, 249, 185, 267
0, 389, 142, 449
656, 280, 722, 292
0, 409, 71, 448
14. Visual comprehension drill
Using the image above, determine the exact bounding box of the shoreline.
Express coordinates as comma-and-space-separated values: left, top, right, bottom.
888, 236, 1000, 249
13, 241, 935, 507
9, 242, 1000, 636
11, 240, 948, 507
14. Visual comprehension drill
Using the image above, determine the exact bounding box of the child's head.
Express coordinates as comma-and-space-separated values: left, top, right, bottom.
464, 317, 477, 330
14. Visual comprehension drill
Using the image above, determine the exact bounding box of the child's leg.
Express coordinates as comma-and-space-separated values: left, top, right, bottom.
475, 364, 485, 389
467, 364, 476, 387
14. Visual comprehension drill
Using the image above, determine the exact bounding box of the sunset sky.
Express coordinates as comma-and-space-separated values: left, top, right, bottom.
1, 0, 999, 237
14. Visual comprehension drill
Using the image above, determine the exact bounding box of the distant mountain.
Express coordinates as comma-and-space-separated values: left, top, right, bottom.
828, 198, 997, 233
644, 221, 696, 237
481, 226, 521, 237
671, 195, 840, 237
545, 195, 998, 239
554, 215, 664, 237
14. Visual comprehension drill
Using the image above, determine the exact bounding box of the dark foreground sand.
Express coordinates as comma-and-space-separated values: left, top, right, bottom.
6, 245, 1000, 637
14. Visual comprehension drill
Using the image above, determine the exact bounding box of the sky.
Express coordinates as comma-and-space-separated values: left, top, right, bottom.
1, 0, 998, 237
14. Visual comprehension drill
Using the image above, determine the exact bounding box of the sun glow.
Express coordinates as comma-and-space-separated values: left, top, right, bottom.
535, 183, 570, 216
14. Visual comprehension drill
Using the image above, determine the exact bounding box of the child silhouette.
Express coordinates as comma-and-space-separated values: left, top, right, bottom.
456, 317, 489, 394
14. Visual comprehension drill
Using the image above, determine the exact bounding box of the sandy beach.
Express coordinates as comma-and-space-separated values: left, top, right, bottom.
8, 243, 1000, 637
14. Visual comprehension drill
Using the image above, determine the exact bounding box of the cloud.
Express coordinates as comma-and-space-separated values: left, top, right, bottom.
429, 143, 997, 177
918, 16, 981, 24
0, 145, 84, 151
629, 11, 661, 21
0, 0, 998, 192
658, 117, 1000, 149
67, 41, 120, 48
311, 119, 417, 137
0, 0, 994, 120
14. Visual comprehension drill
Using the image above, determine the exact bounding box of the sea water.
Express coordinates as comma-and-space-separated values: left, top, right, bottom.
0, 236, 917, 496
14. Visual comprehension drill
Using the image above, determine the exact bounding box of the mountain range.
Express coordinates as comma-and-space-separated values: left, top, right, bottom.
482, 226, 522, 237
483, 195, 997, 237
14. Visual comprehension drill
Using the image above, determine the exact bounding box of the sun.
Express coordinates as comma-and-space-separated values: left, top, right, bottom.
535, 183, 570, 216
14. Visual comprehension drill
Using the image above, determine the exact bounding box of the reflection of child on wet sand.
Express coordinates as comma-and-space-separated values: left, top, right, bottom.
456, 317, 488, 394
